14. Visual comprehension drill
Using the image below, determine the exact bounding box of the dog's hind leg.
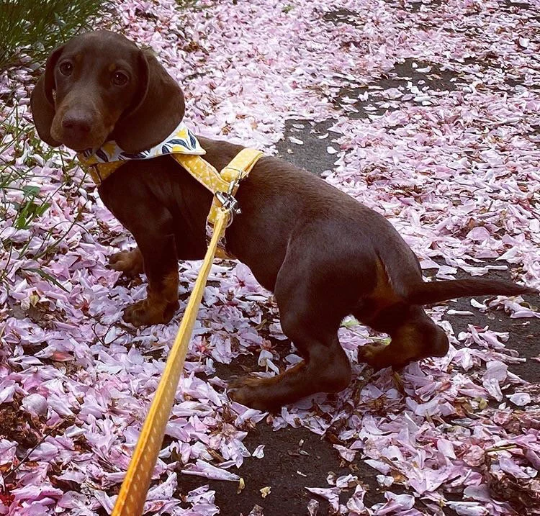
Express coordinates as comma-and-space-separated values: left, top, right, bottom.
358, 305, 449, 370
228, 326, 351, 412
228, 237, 357, 411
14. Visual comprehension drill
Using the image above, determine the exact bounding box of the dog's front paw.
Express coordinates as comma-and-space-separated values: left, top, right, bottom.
123, 299, 178, 327
109, 249, 144, 276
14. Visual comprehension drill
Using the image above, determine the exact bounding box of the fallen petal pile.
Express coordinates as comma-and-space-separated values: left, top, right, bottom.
1, 0, 539, 514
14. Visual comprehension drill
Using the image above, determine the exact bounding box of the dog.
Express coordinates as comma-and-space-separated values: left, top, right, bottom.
31, 31, 536, 411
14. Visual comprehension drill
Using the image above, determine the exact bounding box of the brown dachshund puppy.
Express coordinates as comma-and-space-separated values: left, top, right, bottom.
31, 31, 535, 411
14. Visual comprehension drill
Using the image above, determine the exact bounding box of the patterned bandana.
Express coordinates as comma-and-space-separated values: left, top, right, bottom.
77, 121, 206, 184
79, 121, 205, 164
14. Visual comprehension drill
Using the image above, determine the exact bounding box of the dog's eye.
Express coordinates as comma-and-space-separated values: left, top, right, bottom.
59, 62, 73, 76
112, 71, 129, 86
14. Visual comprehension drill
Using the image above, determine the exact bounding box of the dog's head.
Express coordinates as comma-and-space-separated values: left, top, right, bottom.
31, 30, 185, 153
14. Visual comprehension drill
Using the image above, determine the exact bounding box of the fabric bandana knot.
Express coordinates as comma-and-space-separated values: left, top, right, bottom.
77, 121, 206, 184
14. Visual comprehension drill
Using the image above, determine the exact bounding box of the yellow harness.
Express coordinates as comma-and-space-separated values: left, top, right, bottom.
77, 129, 263, 515
78, 133, 263, 257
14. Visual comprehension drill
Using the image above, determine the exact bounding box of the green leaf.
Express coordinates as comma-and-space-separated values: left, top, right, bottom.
341, 317, 360, 328
23, 267, 69, 292
22, 185, 40, 196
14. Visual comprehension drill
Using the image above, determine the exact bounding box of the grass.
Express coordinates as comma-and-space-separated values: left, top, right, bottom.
0, 0, 111, 71
0, 104, 88, 293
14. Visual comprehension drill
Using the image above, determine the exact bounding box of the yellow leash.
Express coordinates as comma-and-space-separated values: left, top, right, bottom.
112, 207, 228, 516
109, 148, 263, 515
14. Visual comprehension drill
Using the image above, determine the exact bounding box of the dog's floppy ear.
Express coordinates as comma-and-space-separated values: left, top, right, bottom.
30, 45, 64, 147
112, 49, 186, 154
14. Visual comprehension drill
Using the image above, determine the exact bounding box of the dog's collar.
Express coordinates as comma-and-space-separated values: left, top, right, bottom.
77, 120, 206, 184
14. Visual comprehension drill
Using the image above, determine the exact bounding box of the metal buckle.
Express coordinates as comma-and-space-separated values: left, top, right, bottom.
215, 191, 242, 218
215, 176, 242, 219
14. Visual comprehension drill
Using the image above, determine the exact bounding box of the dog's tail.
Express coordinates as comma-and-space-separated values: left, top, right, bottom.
406, 278, 536, 306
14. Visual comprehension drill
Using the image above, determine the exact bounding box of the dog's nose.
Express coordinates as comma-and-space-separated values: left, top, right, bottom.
62, 113, 92, 135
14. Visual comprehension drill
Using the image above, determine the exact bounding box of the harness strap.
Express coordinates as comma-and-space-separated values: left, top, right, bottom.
174, 149, 263, 257
80, 147, 263, 258
170, 154, 229, 193
85, 160, 125, 184
172, 148, 263, 224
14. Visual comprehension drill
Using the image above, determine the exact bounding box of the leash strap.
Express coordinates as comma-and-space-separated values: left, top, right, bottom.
112, 207, 229, 516
111, 149, 263, 515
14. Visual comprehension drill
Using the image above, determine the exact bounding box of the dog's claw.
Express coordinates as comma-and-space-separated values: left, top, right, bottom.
227, 376, 276, 412
109, 250, 143, 276
123, 299, 177, 327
